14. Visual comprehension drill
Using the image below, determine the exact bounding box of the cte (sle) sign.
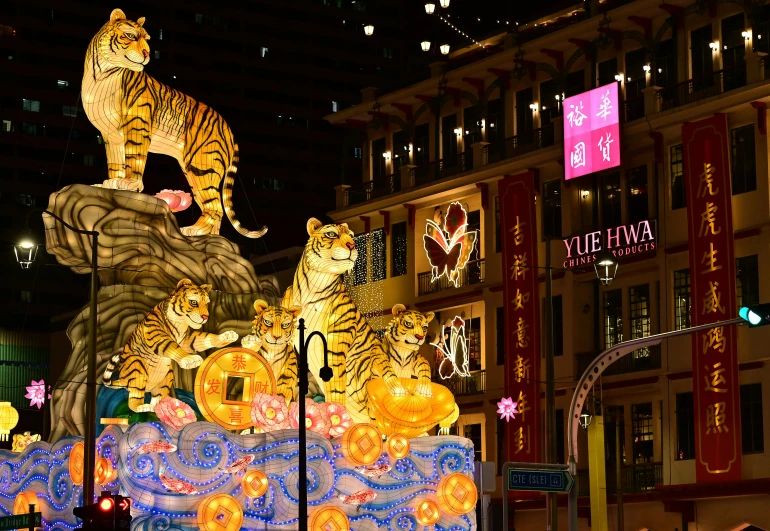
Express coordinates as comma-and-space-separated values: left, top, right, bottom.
562, 219, 657, 269
507, 468, 574, 493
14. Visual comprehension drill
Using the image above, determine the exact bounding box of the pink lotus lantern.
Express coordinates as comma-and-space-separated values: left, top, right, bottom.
153, 397, 197, 429
25, 380, 46, 409
155, 189, 193, 212
250, 393, 290, 432
290, 398, 330, 437
322, 401, 352, 438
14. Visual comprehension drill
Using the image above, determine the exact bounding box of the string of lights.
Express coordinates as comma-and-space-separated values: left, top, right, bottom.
435, 13, 482, 49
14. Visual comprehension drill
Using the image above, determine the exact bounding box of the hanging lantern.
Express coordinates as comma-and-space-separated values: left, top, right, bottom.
363, 24, 374, 36
425, 2, 436, 14
94, 457, 116, 486
340, 423, 383, 466
386, 434, 410, 460
416, 499, 441, 525
69, 441, 85, 486
197, 494, 243, 531
440, 0, 450, 7
436, 473, 477, 516
13, 241, 38, 269
0, 402, 19, 441
440, 43, 450, 55
310, 506, 350, 531
421, 41, 431, 52
242, 470, 269, 498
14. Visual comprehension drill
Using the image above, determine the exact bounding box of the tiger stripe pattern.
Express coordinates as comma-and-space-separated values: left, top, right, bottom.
242, 300, 302, 405
383, 305, 435, 398
282, 218, 406, 423
103, 279, 239, 413
82, 8, 266, 238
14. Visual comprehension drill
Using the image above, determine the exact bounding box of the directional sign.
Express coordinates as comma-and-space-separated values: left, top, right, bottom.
0, 512, 41, 531
507, 468, 574, 493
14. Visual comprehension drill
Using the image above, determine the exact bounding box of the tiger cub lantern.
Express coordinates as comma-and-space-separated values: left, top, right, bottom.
103, 279, 239, 413
82, 9, 266, 238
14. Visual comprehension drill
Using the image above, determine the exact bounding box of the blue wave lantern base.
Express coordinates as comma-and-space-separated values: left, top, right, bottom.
0, 422, 477, 531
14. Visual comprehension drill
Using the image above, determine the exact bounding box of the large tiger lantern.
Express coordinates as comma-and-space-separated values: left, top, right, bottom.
103, 279, 239, 412
282, 218, 407, 423
82, 9, 266, 238
383, 305, 435, 398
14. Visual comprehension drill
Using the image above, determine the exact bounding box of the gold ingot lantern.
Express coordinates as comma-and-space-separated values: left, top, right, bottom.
385, 434, 410, 460
0, 402, 19, 441
340, 423, 383, 466
310, 506, 350, 531
94, 457, 116, 486
436, 473, 477, 516
69, 442, 85, 486
14, 491, 40, 518
366, 378, 456, 438
416, 499, 441, 525
241, 470, 269, 498
197, 494, 243, 531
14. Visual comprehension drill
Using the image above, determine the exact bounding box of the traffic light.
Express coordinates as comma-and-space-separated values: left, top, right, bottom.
739, 304, 770, 327
74, 492, 132, 531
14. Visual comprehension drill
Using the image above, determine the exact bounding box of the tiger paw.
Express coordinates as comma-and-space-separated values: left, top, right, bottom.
133, 403, 154, 413
217, 330, 239, 346
388, 381, 409, 397
178, 354, 203, 369
415, 385, 433, 399
96, 178, 144, 192
241, 334, 261, 350
180, 224, 212, 237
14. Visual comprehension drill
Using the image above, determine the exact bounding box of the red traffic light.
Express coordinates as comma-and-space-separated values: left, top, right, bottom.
99, 497, 114, 511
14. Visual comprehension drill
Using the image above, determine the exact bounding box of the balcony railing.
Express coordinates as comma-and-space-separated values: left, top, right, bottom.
417, 259, 485, 296
657, 63, 747, 111
483, 123, 555, 165
344, 174, 400, 206
437, 370, 486, 396
575, 462, 663, 497
576, 344, 661, 378
623, 95, 645, 122
412, 151, 470, 186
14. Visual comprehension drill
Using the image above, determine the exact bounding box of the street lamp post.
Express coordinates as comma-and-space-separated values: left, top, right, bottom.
296, 318, 333, 531
15, 208, 99, 506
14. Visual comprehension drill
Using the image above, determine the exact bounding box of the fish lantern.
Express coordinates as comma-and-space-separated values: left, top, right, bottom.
0, 402, 19, 441
69, 442, 85, 486
385, 434, 410, 460
197, 494, 243, 531
94, 457, 116, 486
340, 423, 383, 467
155, 189, 193, 212
436, 473, 477, 516
310, 506, 350, 531
416, 499, 441, 526
242, 470, 269, 498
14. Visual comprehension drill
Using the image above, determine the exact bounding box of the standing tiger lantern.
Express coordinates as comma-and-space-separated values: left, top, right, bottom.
82, 8, 266, 238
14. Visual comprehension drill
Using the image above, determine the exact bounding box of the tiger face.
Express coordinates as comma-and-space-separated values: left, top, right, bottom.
387, 304, 435, 350
96, 9, 151, 72
168, 279, 212, 330
252, 300, 302, 349
303, 218, 358, 275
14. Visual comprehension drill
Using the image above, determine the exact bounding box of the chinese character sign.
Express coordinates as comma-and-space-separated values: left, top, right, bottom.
500, 172, 541, 467
683, 114, 741, 482
563, 82, 621, 180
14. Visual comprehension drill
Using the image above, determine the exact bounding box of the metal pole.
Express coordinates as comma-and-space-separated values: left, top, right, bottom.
545, 238, 557, 531
298, 319, 309, 531
502, 463, 509, 531
568, 459, 578, 531
615, 409, 623, 531
83, 233, 98, 506
28, 503, 35, 531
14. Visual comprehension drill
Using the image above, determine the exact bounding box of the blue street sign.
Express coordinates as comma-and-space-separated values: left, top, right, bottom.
507, 468, 574, 493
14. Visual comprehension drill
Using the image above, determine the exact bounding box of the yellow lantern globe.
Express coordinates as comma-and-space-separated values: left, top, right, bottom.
94, 457, 116, 486
340, 423, 383, 467
310, 506, 350, 531
197, 494, 243, 531
416, 499, 441, 525
14, 492, 40, 517
386, 434, 410, 460
242, 470, 269, 498
69, 442, 85, 486
436, 473, 477, 516
0, 402, 19, 441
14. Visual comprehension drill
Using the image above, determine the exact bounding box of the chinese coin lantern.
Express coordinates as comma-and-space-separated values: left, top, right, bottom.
0, 402, 19, 441
416, 499, 441, 525
436, 473, 477, 516
242, 470, 269, 498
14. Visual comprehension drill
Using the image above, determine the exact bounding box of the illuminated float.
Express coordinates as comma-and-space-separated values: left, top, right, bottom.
0, 8, 476, 531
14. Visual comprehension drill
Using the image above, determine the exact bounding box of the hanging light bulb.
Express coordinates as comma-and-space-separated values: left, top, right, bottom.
421, 40, 431, 52
440, 43, 450, 55
440, 0, 450, 7
425, 2, 436, 14
364, 24, 374, 36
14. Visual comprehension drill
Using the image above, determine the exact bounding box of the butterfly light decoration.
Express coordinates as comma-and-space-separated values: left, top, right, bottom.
431, 316, 471, 379
423, 202, 477, 287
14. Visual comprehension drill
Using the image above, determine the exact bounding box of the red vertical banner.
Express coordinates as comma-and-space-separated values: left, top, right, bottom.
683, 114, 742, 482
500, 172, 541, 466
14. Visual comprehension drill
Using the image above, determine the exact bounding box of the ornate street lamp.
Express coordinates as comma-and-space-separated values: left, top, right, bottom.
13, 240, 39, 269
421, 40, 431, 51
363, 24, 374, 36
440, 43, 450, 55
594, 250, 618, 285
440, 0, 450, 7
425, 2, 436, 14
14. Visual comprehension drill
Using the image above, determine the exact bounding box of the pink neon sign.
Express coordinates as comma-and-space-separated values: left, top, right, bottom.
563, 82, 621, 180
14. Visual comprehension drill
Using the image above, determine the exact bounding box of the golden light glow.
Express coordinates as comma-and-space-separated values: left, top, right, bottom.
310, 506, 350, 531
386, 434, 410, 459
94, 457, 116, 485
69, 442, 85, 486
242, 470, 269, 498
197, 494, 243, 531
340, 423, 383, 466
14, 492, 40, 517
436, 473, 477, 516
0, 402, 18, 441
367, 378, 456, 438
416, 499, 441, 525
364, 24, 374, 36
18, 240, 35, 249
100, 417, 129, 426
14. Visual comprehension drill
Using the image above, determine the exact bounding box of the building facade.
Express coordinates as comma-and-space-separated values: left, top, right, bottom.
327, 0, 770, 529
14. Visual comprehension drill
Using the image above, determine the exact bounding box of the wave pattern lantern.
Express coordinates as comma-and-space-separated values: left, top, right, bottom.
432, 316, 471, 379
155, 189, 193, 212
423, 202, 477, 287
